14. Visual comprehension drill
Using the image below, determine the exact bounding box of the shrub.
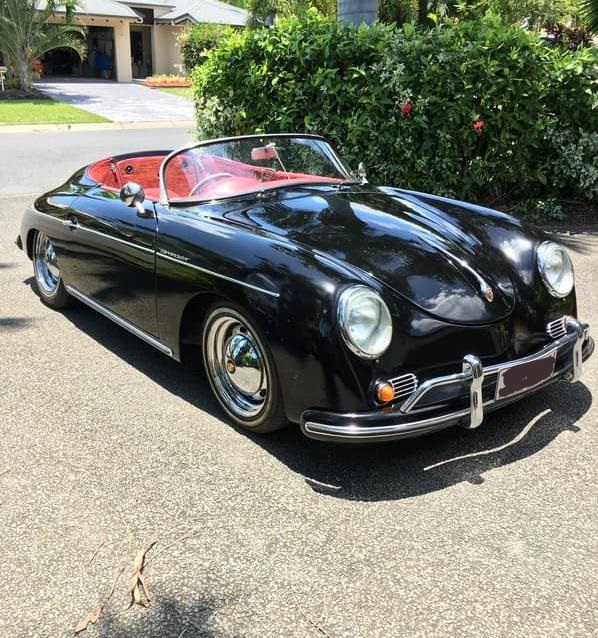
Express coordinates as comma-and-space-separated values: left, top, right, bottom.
192, 12, 597, 202
179, 23, 235, 71
192, 10, 393, 166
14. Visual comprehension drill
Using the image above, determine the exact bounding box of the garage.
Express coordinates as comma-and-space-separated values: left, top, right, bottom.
42, 26, 115, 79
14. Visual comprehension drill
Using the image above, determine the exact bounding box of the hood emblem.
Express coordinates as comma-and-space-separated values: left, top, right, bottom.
483, 284, 494, 303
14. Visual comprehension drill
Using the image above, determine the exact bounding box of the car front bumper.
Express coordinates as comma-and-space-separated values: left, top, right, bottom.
300, 318, 593, 443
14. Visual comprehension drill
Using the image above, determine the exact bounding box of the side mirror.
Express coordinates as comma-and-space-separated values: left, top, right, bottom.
119, 182, 149, 217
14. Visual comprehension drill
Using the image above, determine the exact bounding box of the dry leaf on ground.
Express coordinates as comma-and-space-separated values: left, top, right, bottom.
127, 538, 157, 607
74, 604, 103, 634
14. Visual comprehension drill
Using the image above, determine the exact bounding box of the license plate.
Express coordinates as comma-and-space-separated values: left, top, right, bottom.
495, 350, 557, 400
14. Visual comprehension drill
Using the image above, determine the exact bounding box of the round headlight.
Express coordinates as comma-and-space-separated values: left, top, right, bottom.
338, 285, 393, 359
537, 241, 574, 298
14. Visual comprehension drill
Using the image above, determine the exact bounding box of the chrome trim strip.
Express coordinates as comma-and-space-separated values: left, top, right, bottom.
68, 224, 280, 298
303, 320, 589, 442
65, 285, 173, 357
73, 224, 154, 255
156, 252, 280, 298
304, 408, 471, 440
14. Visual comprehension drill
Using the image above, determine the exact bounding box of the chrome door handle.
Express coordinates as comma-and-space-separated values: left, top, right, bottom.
62, 219, 79, 230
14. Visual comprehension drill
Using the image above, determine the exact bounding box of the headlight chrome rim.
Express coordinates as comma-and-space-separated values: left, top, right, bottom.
537, 241, 574, 298
338, 285, 393, 359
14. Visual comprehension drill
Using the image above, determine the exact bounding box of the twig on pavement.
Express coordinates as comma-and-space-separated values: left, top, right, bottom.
127, 537, 157, 607
292, 595, 335, 638
86, 537, 108, 569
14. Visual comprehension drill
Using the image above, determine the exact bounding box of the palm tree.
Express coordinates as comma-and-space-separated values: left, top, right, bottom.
0, 0, 85, 91
337, 0, 378, 24
579, 0, 598, 33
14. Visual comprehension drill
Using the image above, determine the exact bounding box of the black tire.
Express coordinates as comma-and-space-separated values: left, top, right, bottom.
32, 230, 72, 309
201, 303, 288, 433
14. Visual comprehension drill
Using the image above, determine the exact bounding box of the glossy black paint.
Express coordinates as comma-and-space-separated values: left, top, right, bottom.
20, 151, 580, 426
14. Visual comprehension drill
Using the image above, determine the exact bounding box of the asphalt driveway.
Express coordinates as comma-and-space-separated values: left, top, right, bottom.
35, 78, 194, 123
0, 129, 596, 638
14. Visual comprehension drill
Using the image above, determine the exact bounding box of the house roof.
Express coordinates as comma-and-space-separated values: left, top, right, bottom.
37, 0, 141, 20
38, 0, 248, 26
118, 0, 175, 7
152, 0, 248, 26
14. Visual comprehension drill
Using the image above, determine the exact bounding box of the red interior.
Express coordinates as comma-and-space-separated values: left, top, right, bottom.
87, 153, 341, 202
87, 154, 169, 202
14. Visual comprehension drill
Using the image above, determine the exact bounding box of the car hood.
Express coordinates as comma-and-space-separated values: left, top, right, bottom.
227, 186, 520, 324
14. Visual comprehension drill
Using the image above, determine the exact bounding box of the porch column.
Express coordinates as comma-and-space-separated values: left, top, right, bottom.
113, 20, 132, 82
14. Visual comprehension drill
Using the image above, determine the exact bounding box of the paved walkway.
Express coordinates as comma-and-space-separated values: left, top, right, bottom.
35, 78, 194, 123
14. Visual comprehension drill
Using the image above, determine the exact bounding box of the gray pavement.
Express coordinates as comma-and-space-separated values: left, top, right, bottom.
35, 78, 195, 123
0, 129, 597, 638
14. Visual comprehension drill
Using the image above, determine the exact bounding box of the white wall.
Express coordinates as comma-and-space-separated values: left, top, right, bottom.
152, 24, 185, 75
113, 20, 133, 81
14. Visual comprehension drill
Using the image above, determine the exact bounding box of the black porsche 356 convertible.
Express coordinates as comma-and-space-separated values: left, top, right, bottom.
18, 134, 593, 441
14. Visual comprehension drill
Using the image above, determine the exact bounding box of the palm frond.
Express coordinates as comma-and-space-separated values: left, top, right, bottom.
0, 0, 85, 90
579, 0, 598, 33
32, 24, 87, 61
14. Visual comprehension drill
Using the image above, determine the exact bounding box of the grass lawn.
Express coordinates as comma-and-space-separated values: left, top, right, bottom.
0, 100, 110, 125
155, 87, 193, 99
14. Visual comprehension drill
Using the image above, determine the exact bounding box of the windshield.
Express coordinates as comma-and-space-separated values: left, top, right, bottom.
162, 135, 354, 203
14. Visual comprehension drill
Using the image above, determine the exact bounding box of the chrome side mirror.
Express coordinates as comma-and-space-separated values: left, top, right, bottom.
119, 182, 148, 217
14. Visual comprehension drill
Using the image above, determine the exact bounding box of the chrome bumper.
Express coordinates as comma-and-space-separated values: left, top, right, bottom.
301, 318, 592, 442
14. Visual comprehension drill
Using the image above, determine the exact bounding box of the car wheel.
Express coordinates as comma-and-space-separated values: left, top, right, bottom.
202, 304, 288, 433
32, 231, 71, 308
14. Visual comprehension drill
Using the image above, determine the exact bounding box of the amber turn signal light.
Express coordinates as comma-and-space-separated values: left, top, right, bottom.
376, 382, 395, 404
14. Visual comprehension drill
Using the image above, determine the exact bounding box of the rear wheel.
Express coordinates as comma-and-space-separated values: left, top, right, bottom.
32, 231, 71, 308
202, 304, 287, 433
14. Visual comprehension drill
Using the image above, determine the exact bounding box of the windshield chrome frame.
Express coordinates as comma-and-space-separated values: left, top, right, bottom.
158, 133, 355, 207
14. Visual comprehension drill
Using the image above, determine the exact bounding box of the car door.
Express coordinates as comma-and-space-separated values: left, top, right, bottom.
62, 186, 158, 336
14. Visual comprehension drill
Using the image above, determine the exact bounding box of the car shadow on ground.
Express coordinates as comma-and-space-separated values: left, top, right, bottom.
258, 383, 591, 501
60, 298, 592, 503
78, 594, 225, 638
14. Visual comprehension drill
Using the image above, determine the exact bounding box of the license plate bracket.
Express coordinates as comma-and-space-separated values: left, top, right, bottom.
495, 350, 557, 401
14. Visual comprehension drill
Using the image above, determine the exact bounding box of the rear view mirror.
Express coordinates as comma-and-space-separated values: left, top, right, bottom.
251, 144, 277, 161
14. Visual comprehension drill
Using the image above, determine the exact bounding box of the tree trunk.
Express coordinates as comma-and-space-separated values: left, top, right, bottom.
17, 54, 30, 92
337, 0, 378, 25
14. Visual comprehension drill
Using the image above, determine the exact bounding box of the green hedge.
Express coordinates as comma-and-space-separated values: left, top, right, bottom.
179, 23, 235, 72
192, 11, 598, 202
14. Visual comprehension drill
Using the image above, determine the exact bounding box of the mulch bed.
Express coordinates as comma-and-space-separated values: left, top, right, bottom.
0, 87, 51, 100
142, 81, 191, 88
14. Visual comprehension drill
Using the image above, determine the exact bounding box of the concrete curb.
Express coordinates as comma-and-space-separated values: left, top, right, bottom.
0, 120, 195, 134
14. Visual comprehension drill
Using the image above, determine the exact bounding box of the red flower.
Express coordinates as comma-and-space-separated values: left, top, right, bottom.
472, 119, 484, 130
400, 102, 413, 115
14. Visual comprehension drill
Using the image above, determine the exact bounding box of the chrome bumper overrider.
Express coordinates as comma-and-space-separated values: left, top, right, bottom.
301, 318, 592, 442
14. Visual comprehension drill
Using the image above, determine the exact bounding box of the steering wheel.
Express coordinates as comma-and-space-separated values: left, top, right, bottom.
189, 173, 233, 197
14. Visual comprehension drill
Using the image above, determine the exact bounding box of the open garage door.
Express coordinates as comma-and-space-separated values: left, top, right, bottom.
42, 26, 115, 80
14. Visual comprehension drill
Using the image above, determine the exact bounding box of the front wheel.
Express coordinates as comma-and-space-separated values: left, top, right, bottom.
32, 231, 72, 308
202, 304, 287, 433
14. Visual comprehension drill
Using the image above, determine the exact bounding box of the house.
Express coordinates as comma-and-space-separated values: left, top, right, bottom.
38, 0, 247, 81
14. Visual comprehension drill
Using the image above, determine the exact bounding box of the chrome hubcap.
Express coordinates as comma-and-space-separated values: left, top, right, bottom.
34, 232, 60, 294
205, 315, 268, 419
